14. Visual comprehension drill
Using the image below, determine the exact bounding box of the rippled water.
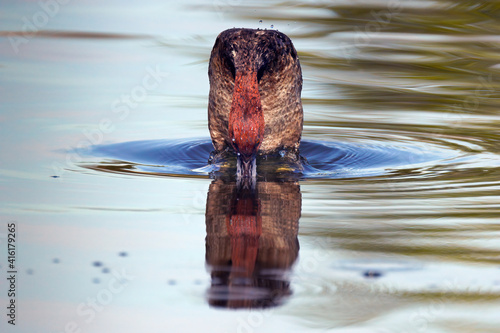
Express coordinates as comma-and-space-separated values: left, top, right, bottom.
1, 0, 500, 332
84, 137, 459, 179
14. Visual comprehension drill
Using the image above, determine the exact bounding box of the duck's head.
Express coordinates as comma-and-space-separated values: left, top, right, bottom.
208, 28, 302, 178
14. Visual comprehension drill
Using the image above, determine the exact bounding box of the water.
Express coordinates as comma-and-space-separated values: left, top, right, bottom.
1, 0, 500, 332
84, 137, 459, 179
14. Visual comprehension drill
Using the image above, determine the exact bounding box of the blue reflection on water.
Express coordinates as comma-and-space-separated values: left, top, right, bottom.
84, 137, 458, 179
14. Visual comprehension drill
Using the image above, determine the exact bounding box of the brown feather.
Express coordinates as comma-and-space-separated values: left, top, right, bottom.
208, 28, 303, 157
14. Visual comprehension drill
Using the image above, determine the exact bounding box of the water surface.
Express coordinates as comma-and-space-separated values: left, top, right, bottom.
1, 1, 500, 332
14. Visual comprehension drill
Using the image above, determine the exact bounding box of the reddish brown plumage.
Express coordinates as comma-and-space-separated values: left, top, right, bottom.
208, 28, 303, 170
228, 70, 265, 161
225, 186, 262, 276
205, 179, 301, 308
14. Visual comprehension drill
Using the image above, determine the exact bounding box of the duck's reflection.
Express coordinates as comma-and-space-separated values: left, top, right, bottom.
205, 177, 301, 309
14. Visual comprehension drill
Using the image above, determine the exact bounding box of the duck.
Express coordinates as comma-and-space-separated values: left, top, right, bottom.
208, 28, 303, 177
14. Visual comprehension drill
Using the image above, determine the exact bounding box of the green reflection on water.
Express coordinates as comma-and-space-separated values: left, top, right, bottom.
211, 1, 500, 329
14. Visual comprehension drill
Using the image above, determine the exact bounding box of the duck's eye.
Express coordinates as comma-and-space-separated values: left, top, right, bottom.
257, 64, 266, 83
223, 56, 236, 80
221, 46, 236, 79
226, 57, 236, 79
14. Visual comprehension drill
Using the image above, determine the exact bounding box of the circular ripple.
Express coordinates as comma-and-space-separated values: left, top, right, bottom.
82, 138, 461, 179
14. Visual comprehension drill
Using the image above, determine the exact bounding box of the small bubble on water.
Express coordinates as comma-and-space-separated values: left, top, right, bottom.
363, 270, 382, 278
92, 261, 103, 267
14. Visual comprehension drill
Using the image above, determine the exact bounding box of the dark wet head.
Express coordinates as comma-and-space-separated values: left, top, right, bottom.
211, 28, 299, 86
209, 28, 299, 169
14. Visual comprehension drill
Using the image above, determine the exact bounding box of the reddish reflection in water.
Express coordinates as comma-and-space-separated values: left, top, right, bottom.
205, 178, 301, 309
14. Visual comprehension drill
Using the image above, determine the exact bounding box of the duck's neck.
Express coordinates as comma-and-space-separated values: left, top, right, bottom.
228, 69, 265, 179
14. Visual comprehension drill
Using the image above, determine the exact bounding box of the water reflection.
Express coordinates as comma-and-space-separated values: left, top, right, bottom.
85, 138, 458, 179
205, 176, 301, 308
